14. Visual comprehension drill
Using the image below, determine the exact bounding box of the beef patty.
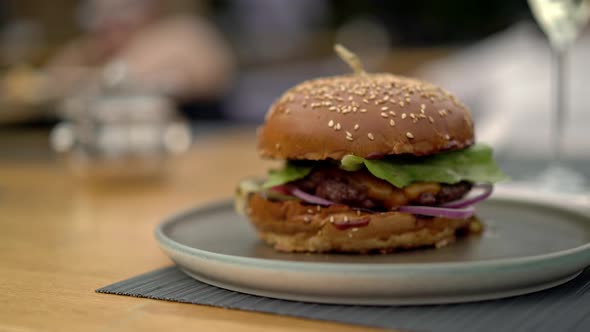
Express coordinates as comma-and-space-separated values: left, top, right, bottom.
293, 167, 472, 211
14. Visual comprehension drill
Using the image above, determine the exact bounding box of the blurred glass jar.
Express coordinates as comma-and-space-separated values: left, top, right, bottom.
50, 83, 192, 180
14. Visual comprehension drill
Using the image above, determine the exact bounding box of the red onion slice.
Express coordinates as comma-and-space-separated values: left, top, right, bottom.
290, 187, 335, 206
398, 205, 475, 219
441, 183, 493, 208
269, 184, 486, 220
269, 185, 291, 195
260, 185, 297, 201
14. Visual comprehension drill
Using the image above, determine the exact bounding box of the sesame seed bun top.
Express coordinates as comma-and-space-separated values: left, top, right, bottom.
257, 73, 475, 160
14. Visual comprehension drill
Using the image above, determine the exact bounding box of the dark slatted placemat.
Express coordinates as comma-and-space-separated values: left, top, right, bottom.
97, 266, 590, 332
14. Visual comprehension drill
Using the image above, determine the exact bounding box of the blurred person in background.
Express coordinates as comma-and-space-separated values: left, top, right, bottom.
418, 23, 590, 162
2, 0, 234, 122
218, 0, 529, 122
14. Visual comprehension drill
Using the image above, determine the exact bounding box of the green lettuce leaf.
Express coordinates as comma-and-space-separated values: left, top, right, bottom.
340, 143, 507, 188
262, 143, 507, 189
262, 163, 312, 189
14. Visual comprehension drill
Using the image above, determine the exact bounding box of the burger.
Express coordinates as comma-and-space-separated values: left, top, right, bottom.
236, 45, 506, 253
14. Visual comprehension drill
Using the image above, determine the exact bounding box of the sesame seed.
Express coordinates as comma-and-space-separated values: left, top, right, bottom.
344, 216, 349, 222
381, 106, 389, 111
360, 108, 367, 113
389, 119, 396, 126
328, 120, 334, 128
410, 113, 416, 119
348, 96, 353, 101
330, 216, 335, 223
335, 123, 341, 130
363, 99, 369, 104
406, 132, 414, 139
356, 210, 361, 216
401, 113, 407, 119
346, 131, 352, 137
420, 103, 426, 110
329, 106, 337, 111
316, 205, 321, 211
285, 108, 290, 114
275, 143, 281, 149
354, 124, 360, 131
444, 134, 451, 140
352, 227, 359, 232
380, 112, 389, 118
304, 216, 311, 223
346, 136, 354, 141
428, 116, 434, 123
307, 209, 313, 214
368, 133, 375, 140
347, 233, 353, 238
383, 95, 389, 101
389, 111, 396, 116
399, 101, 405, 107
405, 97, 411, 102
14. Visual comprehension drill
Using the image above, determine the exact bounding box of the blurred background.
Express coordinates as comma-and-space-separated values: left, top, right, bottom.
0, 0, 588, 187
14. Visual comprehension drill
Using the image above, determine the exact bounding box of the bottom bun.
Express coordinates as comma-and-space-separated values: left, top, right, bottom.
246, 193, 482, 253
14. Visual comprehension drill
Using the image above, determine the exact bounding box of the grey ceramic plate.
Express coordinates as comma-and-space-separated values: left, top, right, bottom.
155, 189, 590, 305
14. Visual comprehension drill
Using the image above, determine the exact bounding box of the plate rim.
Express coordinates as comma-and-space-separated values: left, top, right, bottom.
155, 188, 590, 273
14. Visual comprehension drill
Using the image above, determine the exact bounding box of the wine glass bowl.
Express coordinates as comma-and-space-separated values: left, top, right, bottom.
528, 0, 590, 51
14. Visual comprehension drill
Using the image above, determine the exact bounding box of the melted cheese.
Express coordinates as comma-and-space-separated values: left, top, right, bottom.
363, 177, 440, 210
403, 182, 441, 201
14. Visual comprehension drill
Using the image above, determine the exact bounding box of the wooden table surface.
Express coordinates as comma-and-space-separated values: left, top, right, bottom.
0, 127, 385, 332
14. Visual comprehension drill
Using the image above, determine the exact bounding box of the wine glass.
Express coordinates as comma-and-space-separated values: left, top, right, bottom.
527, 0, 590, 192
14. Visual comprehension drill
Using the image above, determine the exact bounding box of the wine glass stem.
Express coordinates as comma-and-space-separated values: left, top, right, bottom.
552, 47, 567, 165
